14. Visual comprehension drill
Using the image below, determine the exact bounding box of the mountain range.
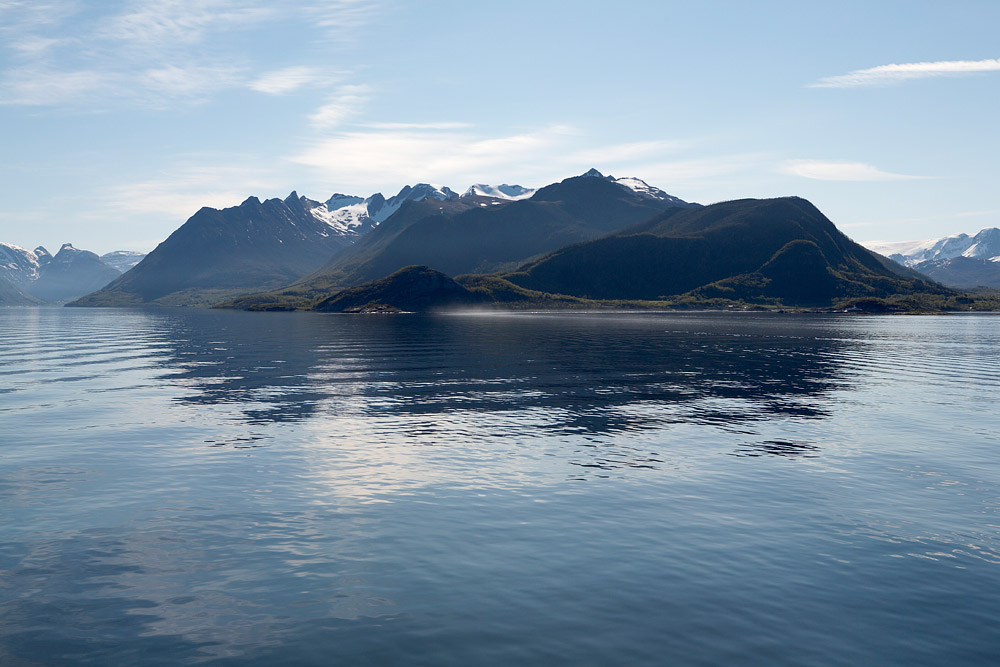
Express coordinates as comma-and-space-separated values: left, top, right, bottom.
225, 171, 696, 309
0, 242, 146, 305
72, 181, 503, 307
8, 167, 968, 312
864, 228, 1000, 288
74, 171, 691, 308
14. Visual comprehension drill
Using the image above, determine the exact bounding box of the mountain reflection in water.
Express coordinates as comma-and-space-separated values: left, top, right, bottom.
153, 311, 850, 449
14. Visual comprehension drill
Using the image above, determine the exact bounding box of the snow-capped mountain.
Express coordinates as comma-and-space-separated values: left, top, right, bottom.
0, 242, 43, 285
865, 227, 1000, 289
27, 243, 122, 303
461, 184, 536, 200
284, 174, 693, 243
580, 168, 698, 207
34, 246, 52, 266
0, 242, 153, 303
101, 250, 147, 273
287, 184, 465, 241
865, 227, 1000, 267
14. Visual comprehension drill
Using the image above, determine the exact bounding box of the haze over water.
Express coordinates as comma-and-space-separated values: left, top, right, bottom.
2, 308, 999, 665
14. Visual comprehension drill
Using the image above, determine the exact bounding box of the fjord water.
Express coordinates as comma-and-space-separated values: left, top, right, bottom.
2, 309, 999, 665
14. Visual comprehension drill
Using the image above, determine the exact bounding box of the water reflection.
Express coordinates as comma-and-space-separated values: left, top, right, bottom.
2, 309, 1000, 665
146, 311, 854, 440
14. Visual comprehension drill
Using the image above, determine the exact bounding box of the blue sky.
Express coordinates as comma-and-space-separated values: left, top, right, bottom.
1, 0, 998, 254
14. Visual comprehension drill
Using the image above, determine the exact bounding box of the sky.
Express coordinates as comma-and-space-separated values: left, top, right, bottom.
1, 0, 999, 255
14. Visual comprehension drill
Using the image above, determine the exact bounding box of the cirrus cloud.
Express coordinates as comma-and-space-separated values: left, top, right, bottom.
779, 159, 926, 181
811, 58, 1000, 88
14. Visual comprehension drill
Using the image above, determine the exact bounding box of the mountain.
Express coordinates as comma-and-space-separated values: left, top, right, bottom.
70, 193, 362, 307
316, 184, 459, 237
226, 172, 694, 310
910, 256, 1000, 289
0, 242, 43, 286
502, 197, 947, 306
1, 242, 146, 303
865, 227, 1000, 266
314, 265, 484, 312
26, 243, 122, 303
580, 167, 699, 208
101, 251, 147, 273
0, 273, 42, 306
864, 227, 1000, 290
34, 246, 52, 268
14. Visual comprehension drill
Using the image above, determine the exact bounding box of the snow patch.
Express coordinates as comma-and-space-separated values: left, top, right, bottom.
0, 242, 42, 285
462, 183, 536, 200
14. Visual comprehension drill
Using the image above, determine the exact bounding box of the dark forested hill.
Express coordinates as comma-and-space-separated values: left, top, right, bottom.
503, 197, 948, 306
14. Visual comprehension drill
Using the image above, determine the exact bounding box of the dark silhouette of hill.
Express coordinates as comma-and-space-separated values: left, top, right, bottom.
70, 194, 354, 307
504, 197, 948, 306
314, 265, 485, 312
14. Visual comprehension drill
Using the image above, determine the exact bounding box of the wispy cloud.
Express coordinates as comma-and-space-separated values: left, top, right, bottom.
308, 85, 371, 128
1, 67, 116, 106
630, 154, 770, 187
303, 0, 380, 35
102, 159, 280, 220
360, 121, 473, 130
249, 66, 332, 94
290, 122, 730, 195
811, 58, 1000, 88
144, 64, 246, 99
569, 140, 690, 167
97, 0, 274, 49
7, 35, 62, 56
0, 1, 380, 108
779, 159, 926, 181
291, 124, 588, 189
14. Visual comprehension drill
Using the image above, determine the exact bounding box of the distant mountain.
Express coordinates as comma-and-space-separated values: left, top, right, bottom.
314, 265, 484, 312
910, 256, 1000, 289
503, 197, 947, 306
0, 242, 43, 286
865, 227, 1000, 266
0, 242, 146, 303
0, 273, 42, 306
226, 172, 693, 310
864, 227, 1000, 290
26, 243, 122, 303
315, 184, 461, 238
101, 250, 147, 273
70, 193, 362, 307
34, 246, 52, 268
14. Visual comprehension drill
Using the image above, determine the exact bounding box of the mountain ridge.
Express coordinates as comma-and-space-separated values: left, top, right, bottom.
224, 173, 693, 310
865, 227, 1000, 289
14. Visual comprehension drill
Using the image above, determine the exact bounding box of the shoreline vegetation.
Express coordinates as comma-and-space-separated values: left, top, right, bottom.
213, 266, 1000, 315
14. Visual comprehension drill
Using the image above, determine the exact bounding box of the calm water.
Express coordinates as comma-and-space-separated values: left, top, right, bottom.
1, 308, 999, 665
